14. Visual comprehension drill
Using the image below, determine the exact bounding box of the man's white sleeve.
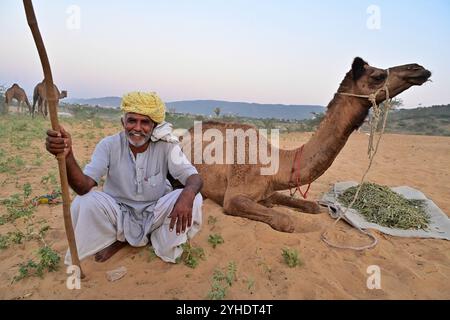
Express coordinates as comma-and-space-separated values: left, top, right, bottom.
83, 138, 110, 185
168, 144, 198, 185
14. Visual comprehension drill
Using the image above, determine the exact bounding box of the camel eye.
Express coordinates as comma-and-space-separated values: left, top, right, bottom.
373, 74, 386, 81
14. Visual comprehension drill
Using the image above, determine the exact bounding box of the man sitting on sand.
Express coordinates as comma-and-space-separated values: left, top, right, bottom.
45, 92, 203, 264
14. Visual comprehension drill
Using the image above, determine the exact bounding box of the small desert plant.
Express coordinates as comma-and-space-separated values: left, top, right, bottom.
37, 246, 60, 273
0, 155, 26, 174
207, 216, 217, 225
13, 155, 25, 167
147, 247, 157, 262
246, 277, 255, 291
32, 158, 43, 166
0, 234, 9, 249
15, 260, 39, 281
13, 246, 60, 281
208, 234, 224, 249
9, 230, 25, 245
1, 193, 21, 207
38, 225, 50, 238
0, 193, 35, 225
178, 242, 205, 268
208, 281, 227, 300
40, 172, 58, 188
207, 261, 237, 300
23, 182, 32, 200
10, 136, 31, 149
23, 216, 50, 241
33, 152, 43, 167
0, 231, 25, 249
0, 217, 49, 249
282, 248, 302, 268
225, 261, 237, 285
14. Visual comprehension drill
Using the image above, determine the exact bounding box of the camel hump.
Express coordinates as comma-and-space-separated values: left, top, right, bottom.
190, 121, 257, 133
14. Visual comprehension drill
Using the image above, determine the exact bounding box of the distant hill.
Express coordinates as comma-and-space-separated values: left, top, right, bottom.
358, 104, 450, 136
385, 104, 450, 136
65, 96, 120, 108
65, 97, 325, 120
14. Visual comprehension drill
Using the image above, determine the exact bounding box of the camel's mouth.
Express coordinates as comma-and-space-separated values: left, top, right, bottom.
405, 69, 432, 85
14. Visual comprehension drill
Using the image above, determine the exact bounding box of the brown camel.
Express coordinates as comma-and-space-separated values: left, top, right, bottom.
4, 83, 32, 114
32, 80, 67, 118
182, 57, 431, 232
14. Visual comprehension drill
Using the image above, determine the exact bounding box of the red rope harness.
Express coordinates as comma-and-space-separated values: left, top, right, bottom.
289, 145, 311, 199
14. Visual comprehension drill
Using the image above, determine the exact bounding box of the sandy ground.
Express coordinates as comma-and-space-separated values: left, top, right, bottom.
0, 122, 449, 300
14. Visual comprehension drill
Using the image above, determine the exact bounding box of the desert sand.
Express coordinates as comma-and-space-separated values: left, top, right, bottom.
0, 121, 449, 300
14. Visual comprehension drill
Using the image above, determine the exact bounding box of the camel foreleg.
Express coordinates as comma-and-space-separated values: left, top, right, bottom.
266, 192, 321, 214
223, 194, 295, 233
26, 101, 32, 116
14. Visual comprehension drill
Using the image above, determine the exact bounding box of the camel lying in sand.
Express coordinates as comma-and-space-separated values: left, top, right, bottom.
182, 57, 431, 232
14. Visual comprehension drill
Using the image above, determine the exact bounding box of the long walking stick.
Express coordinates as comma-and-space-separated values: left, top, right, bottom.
23, 0, 83, 277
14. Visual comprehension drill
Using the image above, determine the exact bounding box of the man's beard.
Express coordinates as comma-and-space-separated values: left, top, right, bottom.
127, 130, 151, 147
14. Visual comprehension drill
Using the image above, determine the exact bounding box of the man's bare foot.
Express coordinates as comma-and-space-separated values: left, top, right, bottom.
94, 241, 127, 262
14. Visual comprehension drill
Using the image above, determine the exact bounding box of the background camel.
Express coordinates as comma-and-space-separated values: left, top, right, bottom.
183, 57, 431, 232
4, 83, 32, 114
32, 80, 67, 118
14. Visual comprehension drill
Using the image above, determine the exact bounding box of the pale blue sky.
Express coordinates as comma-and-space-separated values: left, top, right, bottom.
1, 0, 449, 107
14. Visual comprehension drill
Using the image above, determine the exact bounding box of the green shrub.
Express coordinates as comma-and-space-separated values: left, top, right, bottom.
282, 248, 302, 268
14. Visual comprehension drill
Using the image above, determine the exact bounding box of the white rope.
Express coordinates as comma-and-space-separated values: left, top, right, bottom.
321, 69, 392, 251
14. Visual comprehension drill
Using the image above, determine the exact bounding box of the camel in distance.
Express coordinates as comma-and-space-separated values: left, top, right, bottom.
4, 83, 32, 114
32, 80, 67, 118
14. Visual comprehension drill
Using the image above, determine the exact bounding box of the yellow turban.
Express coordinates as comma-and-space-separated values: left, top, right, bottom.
120, 91, 166, 123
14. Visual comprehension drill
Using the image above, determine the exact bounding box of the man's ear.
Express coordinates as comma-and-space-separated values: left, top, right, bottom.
120, 116, 125, 127
352, 57, 367, 81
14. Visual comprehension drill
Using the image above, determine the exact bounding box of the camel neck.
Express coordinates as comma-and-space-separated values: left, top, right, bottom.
271, 94, 369, 191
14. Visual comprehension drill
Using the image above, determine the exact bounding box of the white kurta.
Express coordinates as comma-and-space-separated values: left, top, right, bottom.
65, 128, 202, 265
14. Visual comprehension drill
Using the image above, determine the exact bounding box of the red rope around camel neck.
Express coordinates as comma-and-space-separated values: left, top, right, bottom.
289, 145, 311, 199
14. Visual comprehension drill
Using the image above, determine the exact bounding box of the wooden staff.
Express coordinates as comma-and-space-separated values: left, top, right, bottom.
23, 0, 83, 277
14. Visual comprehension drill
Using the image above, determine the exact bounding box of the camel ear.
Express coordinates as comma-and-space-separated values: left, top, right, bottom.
352, 57, 367, 81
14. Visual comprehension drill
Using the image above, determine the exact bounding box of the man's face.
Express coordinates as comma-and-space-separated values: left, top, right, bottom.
122, 113, 155, 147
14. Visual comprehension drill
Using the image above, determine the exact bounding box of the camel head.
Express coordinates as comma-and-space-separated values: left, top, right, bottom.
60, 90, 68, 99
338, 57, 431, 105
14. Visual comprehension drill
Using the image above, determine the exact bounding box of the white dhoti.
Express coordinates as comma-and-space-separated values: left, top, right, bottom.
64, 189, 203, 265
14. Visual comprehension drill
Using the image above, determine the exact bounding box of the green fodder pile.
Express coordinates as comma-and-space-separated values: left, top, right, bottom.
338, 182, 430, 230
